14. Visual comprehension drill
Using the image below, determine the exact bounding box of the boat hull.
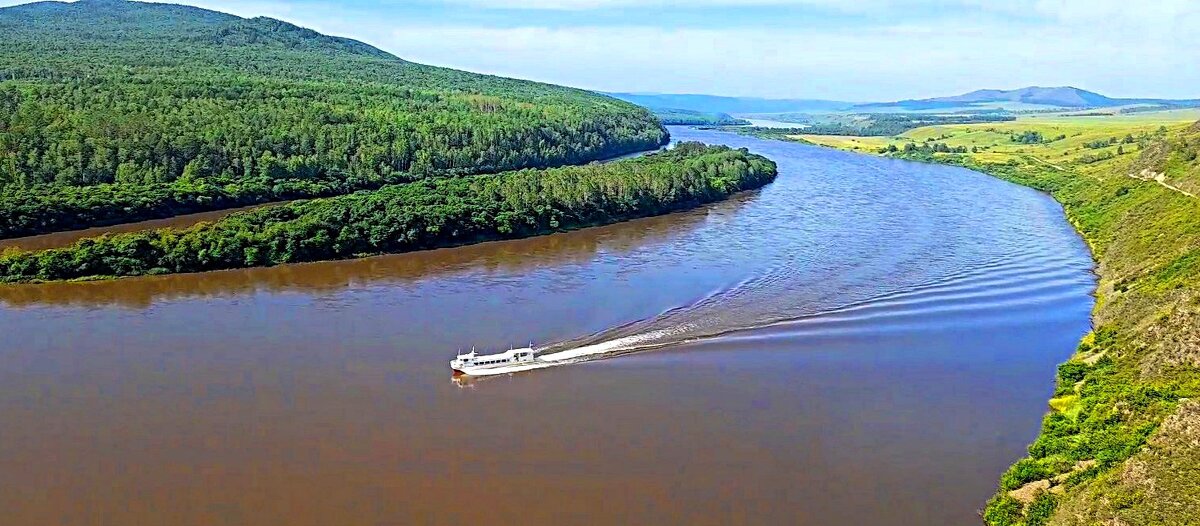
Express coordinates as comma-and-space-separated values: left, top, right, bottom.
452, 360, 555, 377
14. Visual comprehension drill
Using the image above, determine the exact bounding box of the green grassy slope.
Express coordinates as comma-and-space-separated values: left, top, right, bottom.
0, 0, 668, 237
1132, 121, 1200, 196
803, 113, 1200, 525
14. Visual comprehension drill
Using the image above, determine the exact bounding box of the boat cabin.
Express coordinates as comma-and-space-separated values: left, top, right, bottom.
451, 347, 536, 370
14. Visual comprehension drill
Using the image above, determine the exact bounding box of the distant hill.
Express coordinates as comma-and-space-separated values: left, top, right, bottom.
609, 87, 1200, 116
933, 86, 1115, 106
0, 0, 667, 236
605, 92, 852, 115
856, 86, 1200, 111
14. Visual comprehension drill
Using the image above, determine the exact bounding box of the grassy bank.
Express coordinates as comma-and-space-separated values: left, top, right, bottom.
802, 112, 1200, 525
0, 143, 776, 283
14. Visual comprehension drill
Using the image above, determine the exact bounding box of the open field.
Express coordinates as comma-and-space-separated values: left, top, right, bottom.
797, 110, 1200, 183
797, 109, 1200, 526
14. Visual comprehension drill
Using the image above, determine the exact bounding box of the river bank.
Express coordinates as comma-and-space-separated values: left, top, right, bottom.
800, 116, 1200, 525
0, 143, 775, 283
0, 146, 671, 255
0, 126, 1096, 525
0, 203, 290, 253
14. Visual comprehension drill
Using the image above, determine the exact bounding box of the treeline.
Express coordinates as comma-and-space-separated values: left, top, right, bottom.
1083, 135, 1137, 149
879, 142, 969, 154
652, 108, 750, 126
0, 167, 402, 238
0, 0, 668, 237
0, 143, 777, 282
800, 113, 1016, 137
0, 80, 665, 191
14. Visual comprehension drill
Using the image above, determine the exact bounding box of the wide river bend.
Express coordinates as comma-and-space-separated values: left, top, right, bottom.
0, 127, 1095, 525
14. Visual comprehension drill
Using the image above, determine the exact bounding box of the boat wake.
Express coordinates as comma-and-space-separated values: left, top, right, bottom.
517, 245, 1093, 372
452, 126, 1095, 378
538, 326, 698, 363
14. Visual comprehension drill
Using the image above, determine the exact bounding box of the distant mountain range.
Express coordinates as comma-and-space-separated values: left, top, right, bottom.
604, 92, 852, 114
607, 87, 1200, 116
855, 86, 1200, 111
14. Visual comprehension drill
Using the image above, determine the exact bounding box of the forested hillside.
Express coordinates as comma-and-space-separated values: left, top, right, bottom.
0, 0, 668, 237
651, 108, 749, 126
0, 143, 777, 282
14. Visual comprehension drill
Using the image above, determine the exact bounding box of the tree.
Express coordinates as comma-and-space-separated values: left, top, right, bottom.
0, 0, 669, 237
0, 144, 778, 282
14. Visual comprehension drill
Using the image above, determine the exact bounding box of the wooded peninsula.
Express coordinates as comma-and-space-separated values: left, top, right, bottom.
0, 0, 668, 238
0, 143, 776, 282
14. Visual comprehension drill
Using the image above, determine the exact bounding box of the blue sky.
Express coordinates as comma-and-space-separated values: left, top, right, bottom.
10, 0, 1200, 101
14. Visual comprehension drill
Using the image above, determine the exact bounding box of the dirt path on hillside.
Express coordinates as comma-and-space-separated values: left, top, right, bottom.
1023, 154, 1105, 182
1025, 155, 1068, 172
1129, 168, 1197, 199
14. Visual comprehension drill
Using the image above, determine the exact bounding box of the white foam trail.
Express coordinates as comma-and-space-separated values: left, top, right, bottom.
457, 326, 696, 377
540, 326, 695, 362
462, 238, 1087, 378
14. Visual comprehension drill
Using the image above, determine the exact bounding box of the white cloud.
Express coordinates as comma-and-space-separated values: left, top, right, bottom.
5, 0, 1196, 100
434, 0, 867, 9
432, 0, 1200, 23
375, 17, 1200, 100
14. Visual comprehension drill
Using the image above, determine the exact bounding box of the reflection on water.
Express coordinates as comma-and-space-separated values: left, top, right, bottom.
0, 144, 667, 254
0, 127, 1095, 526
0, 194, 747, 309
0, 204, 279, 253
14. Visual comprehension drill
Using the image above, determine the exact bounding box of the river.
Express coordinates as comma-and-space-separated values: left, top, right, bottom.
0, 204, 279, 253
0, 126, 1095, 525
741, 117, 806, 128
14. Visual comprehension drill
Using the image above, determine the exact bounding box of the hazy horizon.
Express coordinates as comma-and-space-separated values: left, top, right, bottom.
4, 0, 1197, 102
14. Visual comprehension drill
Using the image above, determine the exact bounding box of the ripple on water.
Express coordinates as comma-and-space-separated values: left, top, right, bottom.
0, 125, 1097, 526
536, 128, 1094, 361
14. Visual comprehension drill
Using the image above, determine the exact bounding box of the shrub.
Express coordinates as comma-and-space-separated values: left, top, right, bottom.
1000, 458, 1050, 491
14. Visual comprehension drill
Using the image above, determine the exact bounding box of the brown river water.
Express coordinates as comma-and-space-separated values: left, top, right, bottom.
0, 204, 276, 253
0, 127, 1095, 525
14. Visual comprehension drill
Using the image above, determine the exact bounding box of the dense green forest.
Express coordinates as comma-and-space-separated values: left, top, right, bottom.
0, 0, 668, 237
0, 143, 777, 282
651, 108, 750, 126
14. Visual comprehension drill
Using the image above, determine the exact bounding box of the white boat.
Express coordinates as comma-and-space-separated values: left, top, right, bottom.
449, 346, 550, 376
